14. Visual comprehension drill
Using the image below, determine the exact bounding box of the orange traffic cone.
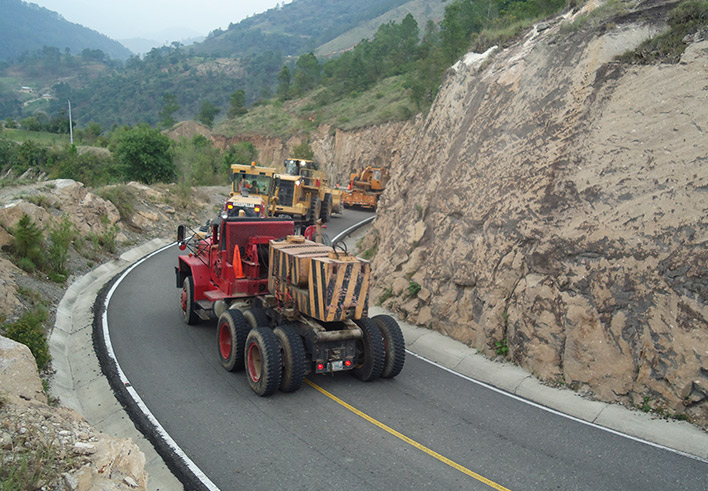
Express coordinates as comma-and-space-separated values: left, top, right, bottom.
233, 245, 245, 279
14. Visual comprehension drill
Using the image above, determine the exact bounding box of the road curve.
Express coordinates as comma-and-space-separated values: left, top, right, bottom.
100, 210, 708, 490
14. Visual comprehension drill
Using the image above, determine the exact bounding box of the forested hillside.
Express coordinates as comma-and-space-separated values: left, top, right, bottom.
0, 0, 569, 131
0, 0, 132, 62
191, 0, 414, 57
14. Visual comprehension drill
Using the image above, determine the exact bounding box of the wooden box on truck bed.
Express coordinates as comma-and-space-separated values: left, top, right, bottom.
268, 236, 370, 322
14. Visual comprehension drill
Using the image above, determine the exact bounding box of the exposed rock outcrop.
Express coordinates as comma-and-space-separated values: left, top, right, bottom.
0, 336, 148, 490
366, 3, 708, 425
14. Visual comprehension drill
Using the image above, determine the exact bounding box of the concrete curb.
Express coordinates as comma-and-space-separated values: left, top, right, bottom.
49, 238, 183, 491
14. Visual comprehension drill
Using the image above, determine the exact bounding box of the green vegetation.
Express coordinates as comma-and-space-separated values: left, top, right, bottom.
11, 214, 44, 273
291, 142, 315, 160
1, 0, 570, 133
495, 338, 510, 356
97, 185, 137, 224
47, 215, 76, 283
618, 1, 708, 64
361, 244, 378, 260
114, 125, 175, 184
377, 287, 394, 306
3, 306, 50, 370
407, 280, 421, 297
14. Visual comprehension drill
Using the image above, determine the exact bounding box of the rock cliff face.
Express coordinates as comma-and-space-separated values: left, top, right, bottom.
213, 120, 419, 185
363, 1, 708, 426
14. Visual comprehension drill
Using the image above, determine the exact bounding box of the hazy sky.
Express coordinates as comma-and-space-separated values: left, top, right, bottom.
31, 0, 288, 40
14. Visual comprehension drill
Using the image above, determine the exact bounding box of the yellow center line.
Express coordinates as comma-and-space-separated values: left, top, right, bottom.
304, 379, 511, 491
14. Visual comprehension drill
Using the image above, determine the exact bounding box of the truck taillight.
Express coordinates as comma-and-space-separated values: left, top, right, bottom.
344, 360, 352, 367
316, 363, 325, 371
254, 206, 260, 213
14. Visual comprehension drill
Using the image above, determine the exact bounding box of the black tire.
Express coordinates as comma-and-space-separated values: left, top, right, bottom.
274, 325, 306, 393
320, 193, 332, 223
217, 310, 250, 372
306, 197, 321, 223
243, 307, 269, 329
372, 315, 405, 378
180, 276, 199, 325
352, 317, 385, 381
245, 328, 282, 396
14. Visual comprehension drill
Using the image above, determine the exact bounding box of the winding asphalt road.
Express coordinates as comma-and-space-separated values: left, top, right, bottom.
104, 210, 707, 490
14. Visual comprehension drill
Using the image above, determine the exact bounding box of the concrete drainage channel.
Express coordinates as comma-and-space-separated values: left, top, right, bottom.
50, 229, 708, 490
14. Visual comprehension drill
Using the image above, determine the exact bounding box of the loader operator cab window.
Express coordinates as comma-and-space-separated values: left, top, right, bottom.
285, 159, 300, 176
237, 175, 271, 197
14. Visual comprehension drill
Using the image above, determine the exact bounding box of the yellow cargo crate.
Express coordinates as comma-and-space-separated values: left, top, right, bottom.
269, 236, 370, 322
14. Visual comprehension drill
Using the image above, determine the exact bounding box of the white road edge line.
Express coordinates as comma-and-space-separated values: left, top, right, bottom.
102, 243, 220, 491
406, 350, 708, 464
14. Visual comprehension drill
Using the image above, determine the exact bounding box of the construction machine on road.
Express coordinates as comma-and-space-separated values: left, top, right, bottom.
175, 213, 405, 396
343, 166, 390, 210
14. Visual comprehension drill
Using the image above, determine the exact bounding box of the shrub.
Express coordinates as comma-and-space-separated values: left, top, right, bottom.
11, 214, 44, 271
4, 307, 50, 370
88, 224, 118, 254
48, 215, 76, 281
97, 185, 136, 224
407, 280, 421, 296
377, 288, 394, 306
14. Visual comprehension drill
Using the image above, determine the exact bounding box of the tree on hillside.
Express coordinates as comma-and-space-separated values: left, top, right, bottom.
228, 90, 248, 118
293, 53, 321, 95
277, 66, 291, 99
198, 101, 220, 127
222, 142, 258, 173
115, 124, 174, 184
159, 92, 180, 128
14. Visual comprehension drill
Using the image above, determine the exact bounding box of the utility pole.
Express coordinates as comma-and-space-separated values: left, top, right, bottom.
68, 100, 73, 145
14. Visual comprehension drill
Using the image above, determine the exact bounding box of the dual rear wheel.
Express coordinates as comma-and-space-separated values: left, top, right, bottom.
217, 309, 404, 396
352, 315, 405, 381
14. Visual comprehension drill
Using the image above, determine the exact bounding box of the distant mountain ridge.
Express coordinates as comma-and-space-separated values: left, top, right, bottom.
192, 0, 415, 57
0, 0, 132, 61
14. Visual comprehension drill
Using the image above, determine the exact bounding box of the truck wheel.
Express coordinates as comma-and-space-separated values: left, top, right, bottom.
274, 325, 306, 393
352, 318, 385, 381
181, 276, 199, 325
306, 197, 321, 223
320, 194, 332, 223
243, 307, 269, 329
245, 328, 282, 396
372, 315, 405, 378
217, 310, 249, 372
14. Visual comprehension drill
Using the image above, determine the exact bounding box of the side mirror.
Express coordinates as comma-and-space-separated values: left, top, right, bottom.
228, 171, 235, 183
177, 225, 185, 242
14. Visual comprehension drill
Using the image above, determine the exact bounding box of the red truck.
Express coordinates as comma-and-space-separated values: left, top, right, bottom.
175, 215, 404, 396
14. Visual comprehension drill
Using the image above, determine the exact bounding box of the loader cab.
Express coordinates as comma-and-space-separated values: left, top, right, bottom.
229, 163, 277, 204
284, 158, 318, 176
